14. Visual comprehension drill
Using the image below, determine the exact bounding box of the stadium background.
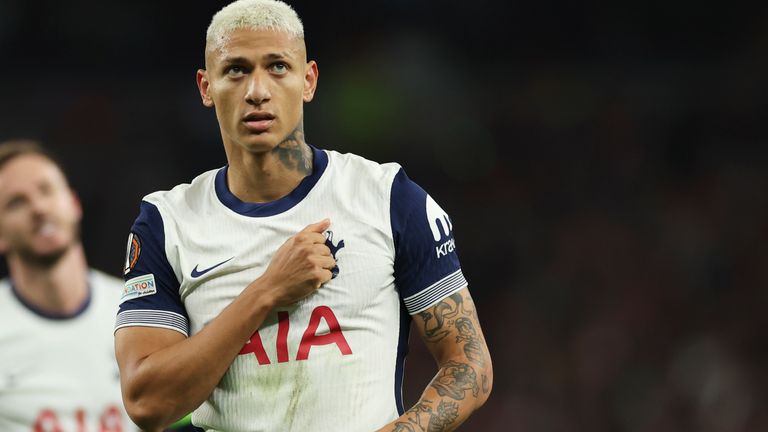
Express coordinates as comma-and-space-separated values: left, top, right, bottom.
1, 0, 767, 431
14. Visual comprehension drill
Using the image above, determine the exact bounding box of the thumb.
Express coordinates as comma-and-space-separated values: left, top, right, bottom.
302, 218, 331, 234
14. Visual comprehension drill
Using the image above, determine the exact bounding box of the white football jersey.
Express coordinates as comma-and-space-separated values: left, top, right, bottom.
117, 147, 467, 432
0, 269, 135, 432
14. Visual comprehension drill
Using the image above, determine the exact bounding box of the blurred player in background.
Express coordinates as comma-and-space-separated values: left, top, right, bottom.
0, 140, 137, 431
115, 0, 492, 430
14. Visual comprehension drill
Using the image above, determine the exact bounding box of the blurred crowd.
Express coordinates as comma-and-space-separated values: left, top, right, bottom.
2, 1, 767, 431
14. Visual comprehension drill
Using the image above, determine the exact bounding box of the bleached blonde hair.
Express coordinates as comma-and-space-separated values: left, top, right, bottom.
206, 0, 304, 48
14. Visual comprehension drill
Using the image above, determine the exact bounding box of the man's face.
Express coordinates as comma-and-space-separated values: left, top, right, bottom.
0, 154, 82, 264
197, 28, 318, 153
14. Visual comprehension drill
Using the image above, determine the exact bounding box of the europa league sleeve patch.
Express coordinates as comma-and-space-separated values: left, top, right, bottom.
121, 274, 157, 304
124, 232, 142, 275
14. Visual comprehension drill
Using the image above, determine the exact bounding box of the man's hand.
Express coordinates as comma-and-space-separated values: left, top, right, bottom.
117, 219, 336, 430
258, 219, 335, 306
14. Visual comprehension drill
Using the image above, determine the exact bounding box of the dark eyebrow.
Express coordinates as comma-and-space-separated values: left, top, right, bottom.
221, 56, 252, 65
220, 53, 293, 67
265, 52, 294, 61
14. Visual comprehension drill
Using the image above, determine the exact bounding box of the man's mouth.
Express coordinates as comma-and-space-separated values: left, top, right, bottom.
242, 112, 275, 133
35, 221, 57, 238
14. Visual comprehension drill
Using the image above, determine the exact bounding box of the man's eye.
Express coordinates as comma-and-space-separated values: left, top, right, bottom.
5, 197, 24, 210
270, 63, 289, 74
39, 183, 53, 196
226, 66, 246, 76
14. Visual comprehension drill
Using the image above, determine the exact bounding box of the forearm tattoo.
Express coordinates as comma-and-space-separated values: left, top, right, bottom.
392, 400, 460, 432
429, 401, 460, 431
390, 290, 490, 431
273, 123, 312, 175
431, 360, 479, 400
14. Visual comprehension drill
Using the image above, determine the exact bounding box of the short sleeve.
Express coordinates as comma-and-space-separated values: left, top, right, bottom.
115, 201, 189, 336
391, 169, 468, 315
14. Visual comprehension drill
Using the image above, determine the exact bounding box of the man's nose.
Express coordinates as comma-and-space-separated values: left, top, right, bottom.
29, 194, 50, 216
245, 71, 271, 105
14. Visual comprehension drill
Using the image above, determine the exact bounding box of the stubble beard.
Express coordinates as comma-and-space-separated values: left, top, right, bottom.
14, 224, 80, 269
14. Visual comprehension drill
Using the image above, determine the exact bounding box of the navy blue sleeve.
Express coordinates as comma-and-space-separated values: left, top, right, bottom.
391, 169, 468, 314
115, 201, 189, 336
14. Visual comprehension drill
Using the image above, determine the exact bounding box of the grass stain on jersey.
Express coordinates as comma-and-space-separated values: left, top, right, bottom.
284, 363, 308, 431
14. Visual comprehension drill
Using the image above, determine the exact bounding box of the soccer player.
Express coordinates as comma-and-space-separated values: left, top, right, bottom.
115, 0, 492, 430
0, 140, 136, 431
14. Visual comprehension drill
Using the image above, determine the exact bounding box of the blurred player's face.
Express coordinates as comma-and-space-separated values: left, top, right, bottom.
0, 154, 82, 265
197, 29, 318, 154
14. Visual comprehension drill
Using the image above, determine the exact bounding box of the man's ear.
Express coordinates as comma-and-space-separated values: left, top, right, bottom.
303, 61, 319, 102
71, 189, 83, 222
197, 69, 215, 107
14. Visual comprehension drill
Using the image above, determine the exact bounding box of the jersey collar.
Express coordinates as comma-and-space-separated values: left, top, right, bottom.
9, 279, 92, 321
215, 145, 328, 217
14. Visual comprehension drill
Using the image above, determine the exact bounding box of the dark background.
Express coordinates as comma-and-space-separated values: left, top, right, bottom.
2, 1, 768, 430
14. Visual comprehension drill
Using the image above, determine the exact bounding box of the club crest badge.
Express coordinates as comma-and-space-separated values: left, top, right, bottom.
325, 231, 345, 279
123, 232, 141, 275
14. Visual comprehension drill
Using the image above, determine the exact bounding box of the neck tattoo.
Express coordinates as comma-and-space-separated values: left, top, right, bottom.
273, 124, 312, 176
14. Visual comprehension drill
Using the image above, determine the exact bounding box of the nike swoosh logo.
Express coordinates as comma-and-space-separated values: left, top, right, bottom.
190, 257, 234, 278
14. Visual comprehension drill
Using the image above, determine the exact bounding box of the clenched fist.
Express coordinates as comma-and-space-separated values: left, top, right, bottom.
257, 219, 335, 306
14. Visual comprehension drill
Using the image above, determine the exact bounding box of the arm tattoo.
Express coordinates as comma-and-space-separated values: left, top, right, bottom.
392, 422, 418, 432
393, 400, 432, 431
272, 124, 312, 175
454, 317, 485, 368
419, 291, 487, 369
394, 290, 488, 432
393, 399, 460, 432
427, 401, 460, 431
418, 292, 473, 343
430, 360, 479, 400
